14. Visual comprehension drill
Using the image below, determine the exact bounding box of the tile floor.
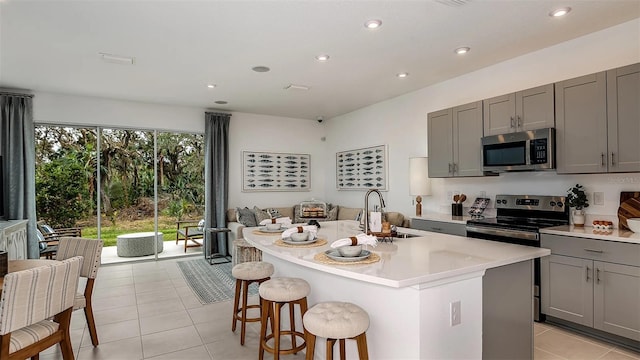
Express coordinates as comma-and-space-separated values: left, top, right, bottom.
39, 258, 639, 360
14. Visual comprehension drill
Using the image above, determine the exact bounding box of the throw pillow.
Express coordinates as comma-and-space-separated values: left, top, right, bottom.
265, 208, 282, 219
325, 205, 338, 221
197, 219, 205, 231
236, 207, 257, 227
253, 206, 271, 223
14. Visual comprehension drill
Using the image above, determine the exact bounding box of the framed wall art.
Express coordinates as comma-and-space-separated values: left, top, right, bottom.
242, 151, 310, 192
336, 144, 388, 191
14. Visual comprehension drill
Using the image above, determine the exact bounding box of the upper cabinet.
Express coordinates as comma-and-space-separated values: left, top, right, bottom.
556, 63, 639, 174
428, 101, 484, 178
483, 84, 555, 136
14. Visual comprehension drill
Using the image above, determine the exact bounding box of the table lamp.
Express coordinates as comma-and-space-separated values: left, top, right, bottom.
409, 157, 432, 216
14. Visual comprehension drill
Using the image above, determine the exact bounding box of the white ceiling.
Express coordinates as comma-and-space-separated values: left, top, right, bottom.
1, 0, 639, 120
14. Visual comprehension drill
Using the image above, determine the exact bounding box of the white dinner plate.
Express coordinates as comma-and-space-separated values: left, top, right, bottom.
282, 237, 318, 245
324, 249, 371, 262
259, 226, 286, 233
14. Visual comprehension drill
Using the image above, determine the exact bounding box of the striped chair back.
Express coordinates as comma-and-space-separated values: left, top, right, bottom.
0, 256, 83, 334
57, 237, 103, 279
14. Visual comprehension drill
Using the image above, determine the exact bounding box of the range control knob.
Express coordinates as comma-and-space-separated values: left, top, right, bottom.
550, 201, 556, 207
556, 202, 563, 208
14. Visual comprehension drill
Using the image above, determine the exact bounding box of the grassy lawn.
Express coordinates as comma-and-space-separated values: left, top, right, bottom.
79, 216, 191, 247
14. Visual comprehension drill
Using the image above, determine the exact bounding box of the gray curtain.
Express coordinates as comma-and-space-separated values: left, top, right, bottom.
204, 111, 231, 256
1, 93, 38, 259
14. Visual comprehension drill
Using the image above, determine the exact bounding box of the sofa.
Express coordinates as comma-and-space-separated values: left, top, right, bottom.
226, 204, 409, 247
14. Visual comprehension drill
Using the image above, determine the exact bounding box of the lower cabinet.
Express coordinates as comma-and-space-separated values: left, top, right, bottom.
541, 234, 640, 341
411, 218, 466, 236
0, 220, 28, 260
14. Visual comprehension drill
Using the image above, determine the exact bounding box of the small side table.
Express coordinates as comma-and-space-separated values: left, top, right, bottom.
204, 228, 231, 265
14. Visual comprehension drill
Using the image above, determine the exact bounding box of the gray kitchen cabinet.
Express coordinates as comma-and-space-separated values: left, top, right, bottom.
541, 233, 640, 341
556, 63, 640, 174
411, 218, 466, 236
607, 63, 640, 173
428, 101, 483, 178
0, 220, 28, 260
483, 84, 555, 136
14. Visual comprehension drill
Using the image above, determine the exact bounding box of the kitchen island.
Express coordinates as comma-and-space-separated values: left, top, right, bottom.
244, 220, 550, 359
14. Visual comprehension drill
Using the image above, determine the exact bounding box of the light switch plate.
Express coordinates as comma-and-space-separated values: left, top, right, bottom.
594, 192, 604, 205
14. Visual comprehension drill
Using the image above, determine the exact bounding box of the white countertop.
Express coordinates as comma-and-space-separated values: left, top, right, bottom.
243, 220, 549, 289
411, 212, 471, 224
540, 225, 640, 244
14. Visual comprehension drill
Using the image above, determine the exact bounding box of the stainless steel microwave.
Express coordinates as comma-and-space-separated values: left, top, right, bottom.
481, 128, 555, 172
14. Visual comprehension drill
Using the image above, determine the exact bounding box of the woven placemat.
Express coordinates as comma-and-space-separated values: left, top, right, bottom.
252, 229, 284, 236
313, 251, 381, 265
274, 238, 328, 248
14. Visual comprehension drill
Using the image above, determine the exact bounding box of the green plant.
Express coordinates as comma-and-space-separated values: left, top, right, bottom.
567, 184, 589, 210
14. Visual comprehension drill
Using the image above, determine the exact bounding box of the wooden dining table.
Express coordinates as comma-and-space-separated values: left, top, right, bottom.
0, 259, 59, 295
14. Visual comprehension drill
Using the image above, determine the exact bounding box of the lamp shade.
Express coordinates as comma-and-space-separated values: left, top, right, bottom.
409, 157, 432, 196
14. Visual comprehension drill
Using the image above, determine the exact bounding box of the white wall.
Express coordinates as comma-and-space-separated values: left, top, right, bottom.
324, 19, 640, 225
33, 92, 327, 211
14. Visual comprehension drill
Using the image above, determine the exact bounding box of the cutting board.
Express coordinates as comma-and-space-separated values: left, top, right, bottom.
618, 192, 640, 230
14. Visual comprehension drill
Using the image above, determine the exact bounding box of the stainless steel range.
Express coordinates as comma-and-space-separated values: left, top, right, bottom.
466, 194, 570, 321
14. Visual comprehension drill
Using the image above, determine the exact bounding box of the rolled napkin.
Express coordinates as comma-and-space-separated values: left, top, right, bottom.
259, 217, 293, 226
330, 233, 378, 248
281, 225, 318, 240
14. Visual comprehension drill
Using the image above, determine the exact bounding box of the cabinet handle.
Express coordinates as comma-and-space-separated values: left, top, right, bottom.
585, 266, 590, 282
584, 248, 604, 253
596, 268, 601, 284
601, 153, 605, 166
448, 163, 453, 174
453, 163, 458, 174
517, 115, 522, 128
611, 152, 615, 166
510, 117, 515, 128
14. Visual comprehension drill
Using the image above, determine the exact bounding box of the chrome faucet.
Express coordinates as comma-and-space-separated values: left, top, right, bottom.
364, 188, 386, 234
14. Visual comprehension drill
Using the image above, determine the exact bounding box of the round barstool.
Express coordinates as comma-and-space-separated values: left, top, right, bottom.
259, 277, 310, 360
303, 302, 370, 360
231, 261, 274, 345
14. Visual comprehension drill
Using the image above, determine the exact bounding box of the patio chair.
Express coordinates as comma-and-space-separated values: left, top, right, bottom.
56, 237, 103, 347
0, 256, 83, 360
37, 223, 82, 259
176, 219, 204, 252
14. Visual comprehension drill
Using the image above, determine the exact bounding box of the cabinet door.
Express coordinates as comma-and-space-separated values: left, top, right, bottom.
483, 93, 515, 136
453, 101, 484, 177
411, 219, 466, 236
607, 63, 640, 173
593, 261, 640, 341
542, 254, 593, 326
428, 108, 454, 178
517, 84, 555, 132
555, 72, 608, 174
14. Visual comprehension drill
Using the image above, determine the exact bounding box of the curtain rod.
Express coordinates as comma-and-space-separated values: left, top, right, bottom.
0, 91, 34, 98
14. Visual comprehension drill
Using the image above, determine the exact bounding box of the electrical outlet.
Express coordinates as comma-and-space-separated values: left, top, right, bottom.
450, 300, 461, 326
594, 192, 604, 205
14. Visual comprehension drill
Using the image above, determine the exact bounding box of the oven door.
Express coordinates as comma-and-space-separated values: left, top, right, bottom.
466, 224, 543, 322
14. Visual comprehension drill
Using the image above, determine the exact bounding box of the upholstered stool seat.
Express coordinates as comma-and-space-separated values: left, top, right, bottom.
231, 261, 274, 345
259, 277, 310, 360
303, 302, 370, 360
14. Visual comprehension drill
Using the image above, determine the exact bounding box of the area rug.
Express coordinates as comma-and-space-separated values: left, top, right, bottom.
177, 258, 258, 304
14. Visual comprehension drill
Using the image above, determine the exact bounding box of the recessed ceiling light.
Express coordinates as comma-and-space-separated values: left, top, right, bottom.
315, 54, 330, 62
207, 84, 216, 89
549, 7, 571, 17
252, 66, 270, 72
214, 100, 228, 105
284, 84, 310, 91
454, 47, 470, 55
364, 19, 382, 29
397, 72, 409, 78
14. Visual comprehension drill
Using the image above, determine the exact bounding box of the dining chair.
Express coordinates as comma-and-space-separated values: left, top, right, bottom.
0, 256, 83, 360
56, 236, 103, 347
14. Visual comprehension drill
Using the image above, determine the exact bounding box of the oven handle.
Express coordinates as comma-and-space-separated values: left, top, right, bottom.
466, 225, 540, 241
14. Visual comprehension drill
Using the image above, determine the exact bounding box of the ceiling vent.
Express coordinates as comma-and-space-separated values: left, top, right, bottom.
435, 0, 470, 7
284, 84, 310, 91
99, 53, 135, 65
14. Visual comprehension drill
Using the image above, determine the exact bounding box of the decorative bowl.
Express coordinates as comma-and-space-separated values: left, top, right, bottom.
627, 218, 640, 233
289, 231, 310, 242
266, 223, 282, 230
337, 245, 362, 257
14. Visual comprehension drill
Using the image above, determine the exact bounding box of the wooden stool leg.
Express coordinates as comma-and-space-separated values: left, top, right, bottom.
304, 328, 316, 360
289, 300, 296, 350
339, 339, 346, 360
274, 302, 282, 360
259, 298, 269, 360
232, 279, 241, 332
326, 338, 336, 360
240, 280, 250, 345
355, 333, 369, 360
